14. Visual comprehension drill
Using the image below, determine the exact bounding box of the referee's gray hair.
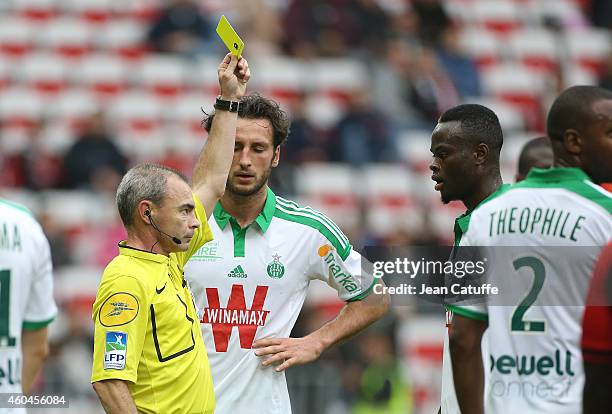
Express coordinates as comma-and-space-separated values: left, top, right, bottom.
116, 163, 188, 227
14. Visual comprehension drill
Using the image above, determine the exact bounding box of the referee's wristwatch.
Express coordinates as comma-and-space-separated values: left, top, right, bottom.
214, 96, 242, 113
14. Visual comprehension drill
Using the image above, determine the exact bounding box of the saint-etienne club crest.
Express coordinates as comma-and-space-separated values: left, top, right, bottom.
267, 253, 285, 279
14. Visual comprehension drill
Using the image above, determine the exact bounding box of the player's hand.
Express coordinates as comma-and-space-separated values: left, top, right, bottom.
218, 53, 250, 101
252, 336, 324, 372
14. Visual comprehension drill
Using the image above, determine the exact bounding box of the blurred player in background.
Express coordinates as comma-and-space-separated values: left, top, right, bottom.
429, 103, 507, 414
90, 53, 249, 414
449, 85, 612, 413
581, 241, 612, 414
515, 136, 553, 182
184, 93, 389, 414
0, 199, 57, 410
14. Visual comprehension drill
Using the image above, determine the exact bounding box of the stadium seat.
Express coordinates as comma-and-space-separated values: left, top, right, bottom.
458, 28, 502, 69
473, 0, 522, 34
188, 57, 224, 95
97, 19, 148, 60
62, 0, 112, 25
137, 55, 187, 98
565, 28, 611, 74
0, 17, 36, 59
311, 59, 368, 102
509, 28, 559, 73
0, 88, 44, 130
107, 91, 163, 136
0, 60, 11, 91
48, 90, 100, 130
466, 98, 525, 132
13, 0, 57, 21
396, 129, 433, 173
169, 93, 215, 135
73, 54, 130, 99
531, 0, 586, 27
20, 53, 69, 95
481, 64, 546, 130
38, 18, 93, 59
111, 0, 161, 22
250, 57, 306, 103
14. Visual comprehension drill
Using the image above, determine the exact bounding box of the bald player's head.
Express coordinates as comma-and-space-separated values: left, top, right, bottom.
546, 85, 612, 183
515, 136, 553, 182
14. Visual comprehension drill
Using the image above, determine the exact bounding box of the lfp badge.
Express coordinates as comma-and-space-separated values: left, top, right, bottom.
104, 331, 127, 370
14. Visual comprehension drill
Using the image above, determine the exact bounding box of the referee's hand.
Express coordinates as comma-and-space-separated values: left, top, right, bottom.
218, 53, 250, 101
253, 336, 324, 372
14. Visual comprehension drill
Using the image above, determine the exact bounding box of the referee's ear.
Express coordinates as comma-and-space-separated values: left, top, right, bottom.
272, 146, 280, 168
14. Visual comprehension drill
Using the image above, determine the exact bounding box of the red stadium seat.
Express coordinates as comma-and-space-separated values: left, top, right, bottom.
473, 0, 522, 35
20, 53, 69, 95
458, 28, 502, 69
48, 90, 100, 130
254, 57, 305, 103
63, 0, 112, 25
189, 57, 224, 96
312, 59, 368, 103
38, 18, 93, 59
107, 91, 163, 136
74, 54, 130, 99
97, 20, 148, 60
137, 56, 187, 98
509, 28, 559, 73
0, 17, 36, 59
565, 28, 611, 75
14, 0, 57, 22
169, 93, 216, 135
0, 88, 45, 130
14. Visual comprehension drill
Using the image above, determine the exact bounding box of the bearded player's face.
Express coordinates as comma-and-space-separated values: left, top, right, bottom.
227, 117, 279, 197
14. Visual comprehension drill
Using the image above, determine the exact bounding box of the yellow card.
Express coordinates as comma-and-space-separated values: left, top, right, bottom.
216, 15, 244, 58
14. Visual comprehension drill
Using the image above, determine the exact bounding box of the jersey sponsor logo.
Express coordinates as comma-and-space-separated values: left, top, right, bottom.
104, 331, 127, 370
228, 265, 247, 278
191, 240, 223, 261
266, 253, 285, 279
318, 244, 358, 293
99, 293, 139, 327
201, 284, 270, 352
490, 349, 575, 377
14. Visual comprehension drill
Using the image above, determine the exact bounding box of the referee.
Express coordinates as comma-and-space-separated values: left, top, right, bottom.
90, 53, 250, 414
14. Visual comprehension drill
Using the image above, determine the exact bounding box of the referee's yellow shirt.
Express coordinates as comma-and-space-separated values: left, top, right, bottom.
91, 194, 215, 414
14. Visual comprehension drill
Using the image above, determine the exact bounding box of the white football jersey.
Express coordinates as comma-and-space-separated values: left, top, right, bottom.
450, 168, 612, 413
0, 199, 57, 412
185, 190, 375, 414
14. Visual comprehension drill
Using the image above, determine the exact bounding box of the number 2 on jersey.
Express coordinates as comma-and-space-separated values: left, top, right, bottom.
0, 269, 17, 347
511, 256, 546, 332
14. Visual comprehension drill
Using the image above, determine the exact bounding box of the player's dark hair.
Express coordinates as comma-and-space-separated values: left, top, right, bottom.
517, 136, 552, 176
202, 93, 290, 148
547, 85, 612, 142
438, 104, 503, 160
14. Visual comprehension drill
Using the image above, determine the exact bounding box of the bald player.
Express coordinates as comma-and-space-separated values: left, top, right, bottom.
515, 136, 553, 182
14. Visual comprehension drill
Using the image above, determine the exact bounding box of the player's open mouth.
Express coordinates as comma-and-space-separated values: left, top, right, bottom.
432, 176, 444, 191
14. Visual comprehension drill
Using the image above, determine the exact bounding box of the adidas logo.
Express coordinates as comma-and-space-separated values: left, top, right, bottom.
228, 265, 247, 278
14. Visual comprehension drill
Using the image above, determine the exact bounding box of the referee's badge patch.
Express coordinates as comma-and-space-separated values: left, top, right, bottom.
99, 292, 139, 327
104, 331, 127, 370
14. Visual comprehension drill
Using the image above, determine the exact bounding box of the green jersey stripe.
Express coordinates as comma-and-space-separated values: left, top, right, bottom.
273, 206, 351, 260
274, 202, 349, 251
275, 198, 350, 247
0, 198, 33, 217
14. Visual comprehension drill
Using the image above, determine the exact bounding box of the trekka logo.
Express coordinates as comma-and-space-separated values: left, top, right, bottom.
104, 332, 127, 370
266, 253, 285, 279
489, 349, 576, 399
228, 265, 247, 278
201, 285, 270, 352
99, 293, 139, 327
318, 244, 358, 293
191, 240, 223, 262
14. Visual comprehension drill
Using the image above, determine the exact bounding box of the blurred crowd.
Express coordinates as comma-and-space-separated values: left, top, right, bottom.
1, 0, 611, 413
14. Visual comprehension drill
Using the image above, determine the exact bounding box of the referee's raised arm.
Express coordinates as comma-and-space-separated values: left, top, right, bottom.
192, 53, 250, 218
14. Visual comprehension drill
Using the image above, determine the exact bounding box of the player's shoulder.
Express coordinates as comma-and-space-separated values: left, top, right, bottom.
273, 195, 352, 258
101, 256, 153, 293
0, 198, 46, 238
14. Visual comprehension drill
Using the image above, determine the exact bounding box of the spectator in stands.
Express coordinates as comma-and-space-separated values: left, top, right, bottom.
436, 26, 481, 99
328, 88, 398, 164
283, 92, 328, 164
413, 0, 451, 47
62, 113, 127, 190
147, 0, 213, 56
0, 119, 63, 189
408, 47, 460, 125
589, 0, 612, 29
